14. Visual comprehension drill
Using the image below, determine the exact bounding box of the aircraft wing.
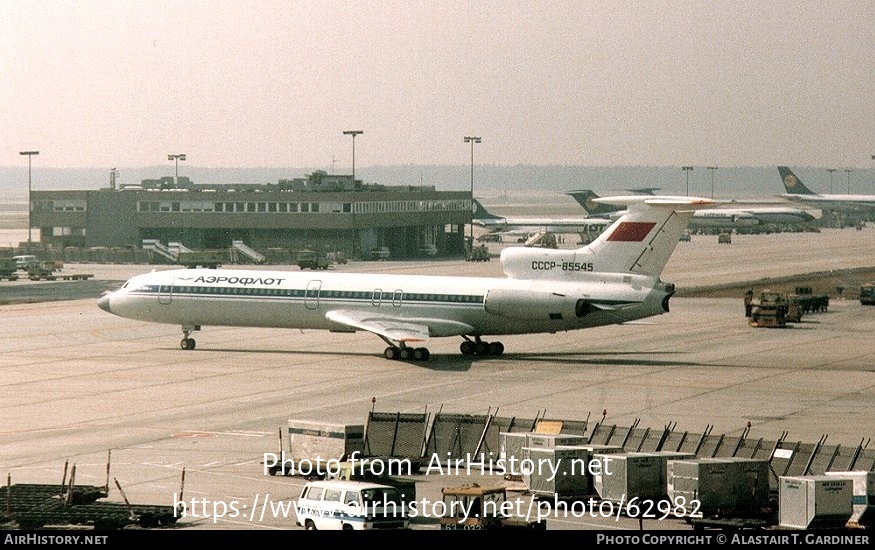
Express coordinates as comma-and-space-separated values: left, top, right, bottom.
325, 310, 475, 343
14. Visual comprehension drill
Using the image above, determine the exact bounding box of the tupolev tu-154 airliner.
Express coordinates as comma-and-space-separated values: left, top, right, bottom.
97, 196, 714, 361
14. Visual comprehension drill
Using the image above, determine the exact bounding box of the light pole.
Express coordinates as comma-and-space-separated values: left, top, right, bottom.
464, 136, 481, 250
343, 130, 363, 182
681, 166, 693, 196
168, 154, 186, 187
19, 151, 39, 250
706, 166, 717, 199
827, 168, 836, 193
844, 169, 852, 194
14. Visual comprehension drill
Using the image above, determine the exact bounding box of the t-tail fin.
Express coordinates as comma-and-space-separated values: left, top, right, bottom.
566, 190, 626, 217
778, 166, 817, 195
471, 199, 504, 221
500, 196, 715, 280
578, 197, 715, 276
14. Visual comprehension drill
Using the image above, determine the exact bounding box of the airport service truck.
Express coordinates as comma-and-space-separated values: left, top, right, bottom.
438, 484, 546, 530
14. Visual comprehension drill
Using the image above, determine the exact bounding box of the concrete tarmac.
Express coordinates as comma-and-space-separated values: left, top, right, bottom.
1, 228, 874, 530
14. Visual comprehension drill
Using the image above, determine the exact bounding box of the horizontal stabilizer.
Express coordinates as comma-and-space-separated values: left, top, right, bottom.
593, 196, 716, 208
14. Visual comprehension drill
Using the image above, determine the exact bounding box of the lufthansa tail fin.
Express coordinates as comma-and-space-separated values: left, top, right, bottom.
778, 167, 817, 195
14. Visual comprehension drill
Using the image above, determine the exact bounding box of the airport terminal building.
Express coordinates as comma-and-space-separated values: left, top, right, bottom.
30, 171, 471, 261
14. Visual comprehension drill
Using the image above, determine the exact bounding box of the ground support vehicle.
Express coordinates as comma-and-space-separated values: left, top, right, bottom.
176, 250, 224, 269
749, 290, 788, 328
27, 261, 63, 281
0, 258, 19, 280
794, 286, 829, 313
784, 294, 803, 323
323, 457, 417, 509
293, 249, 330, 270
861, 282, 875, 305
466, 244, 491, 262
295, 480, 409, 530
438, 484, 546, 530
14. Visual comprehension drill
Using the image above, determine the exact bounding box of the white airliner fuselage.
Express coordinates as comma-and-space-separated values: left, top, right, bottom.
103, 269, 668, 335
98, 196, 714, 361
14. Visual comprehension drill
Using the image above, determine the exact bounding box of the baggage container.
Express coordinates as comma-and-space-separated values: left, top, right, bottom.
825, 471, 874, 527
524, 444, 623, 498
595, 451, 696, 504
667, 457, 770, 516
265, 419, 365, 476
779, 475, 852, 529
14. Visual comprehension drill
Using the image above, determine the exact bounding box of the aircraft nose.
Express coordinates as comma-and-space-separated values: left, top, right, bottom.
97, 293, 112, 313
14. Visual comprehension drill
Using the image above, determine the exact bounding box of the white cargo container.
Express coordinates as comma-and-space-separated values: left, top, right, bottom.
594, 451, 695, 504
499, 431, 530, 463
523, 444, 623, 498
287, 419, 364, 459
265, 419, 365, 476
522, 446, 593, 498
824, 471, 874, 527
524, 432, 587, 449
779, 475, 852, 529
667, 457, 770, 516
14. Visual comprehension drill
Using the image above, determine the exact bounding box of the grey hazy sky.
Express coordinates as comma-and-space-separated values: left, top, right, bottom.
2, 1, 873, 170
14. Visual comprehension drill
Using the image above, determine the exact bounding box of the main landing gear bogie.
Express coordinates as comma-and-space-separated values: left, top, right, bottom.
384, 346, 430, 361
460, 338, 504, 357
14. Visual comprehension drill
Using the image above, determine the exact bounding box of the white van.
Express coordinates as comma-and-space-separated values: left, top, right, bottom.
295, 480, 409, 530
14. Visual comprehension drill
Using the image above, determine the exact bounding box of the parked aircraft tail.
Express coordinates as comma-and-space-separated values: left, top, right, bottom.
778, 166, 818, 195
582, 197, 711, 276
566, 190, 625, 217
471, 199, 505, 221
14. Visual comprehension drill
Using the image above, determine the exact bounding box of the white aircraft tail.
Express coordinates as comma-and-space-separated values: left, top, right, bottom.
580, 197, 714, 276
500, 196, 715, 280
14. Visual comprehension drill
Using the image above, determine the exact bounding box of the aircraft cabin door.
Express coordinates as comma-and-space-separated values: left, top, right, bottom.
305, 280, 321, 310
158, 277, 173, 305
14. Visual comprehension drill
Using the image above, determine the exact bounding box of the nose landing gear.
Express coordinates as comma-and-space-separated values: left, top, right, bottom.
180, 325, 201, 350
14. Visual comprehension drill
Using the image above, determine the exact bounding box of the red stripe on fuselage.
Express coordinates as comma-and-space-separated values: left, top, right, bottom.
605, 222, 656, 241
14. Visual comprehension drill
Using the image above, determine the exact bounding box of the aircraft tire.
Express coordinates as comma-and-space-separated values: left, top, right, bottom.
414, 348, 430, 361
488, 342, 504, 356
460, 341, 476, 355
384, 347, 398, 360
475, 341, 490, 355
181, 338, 196, 350
399, 348, 412, 360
